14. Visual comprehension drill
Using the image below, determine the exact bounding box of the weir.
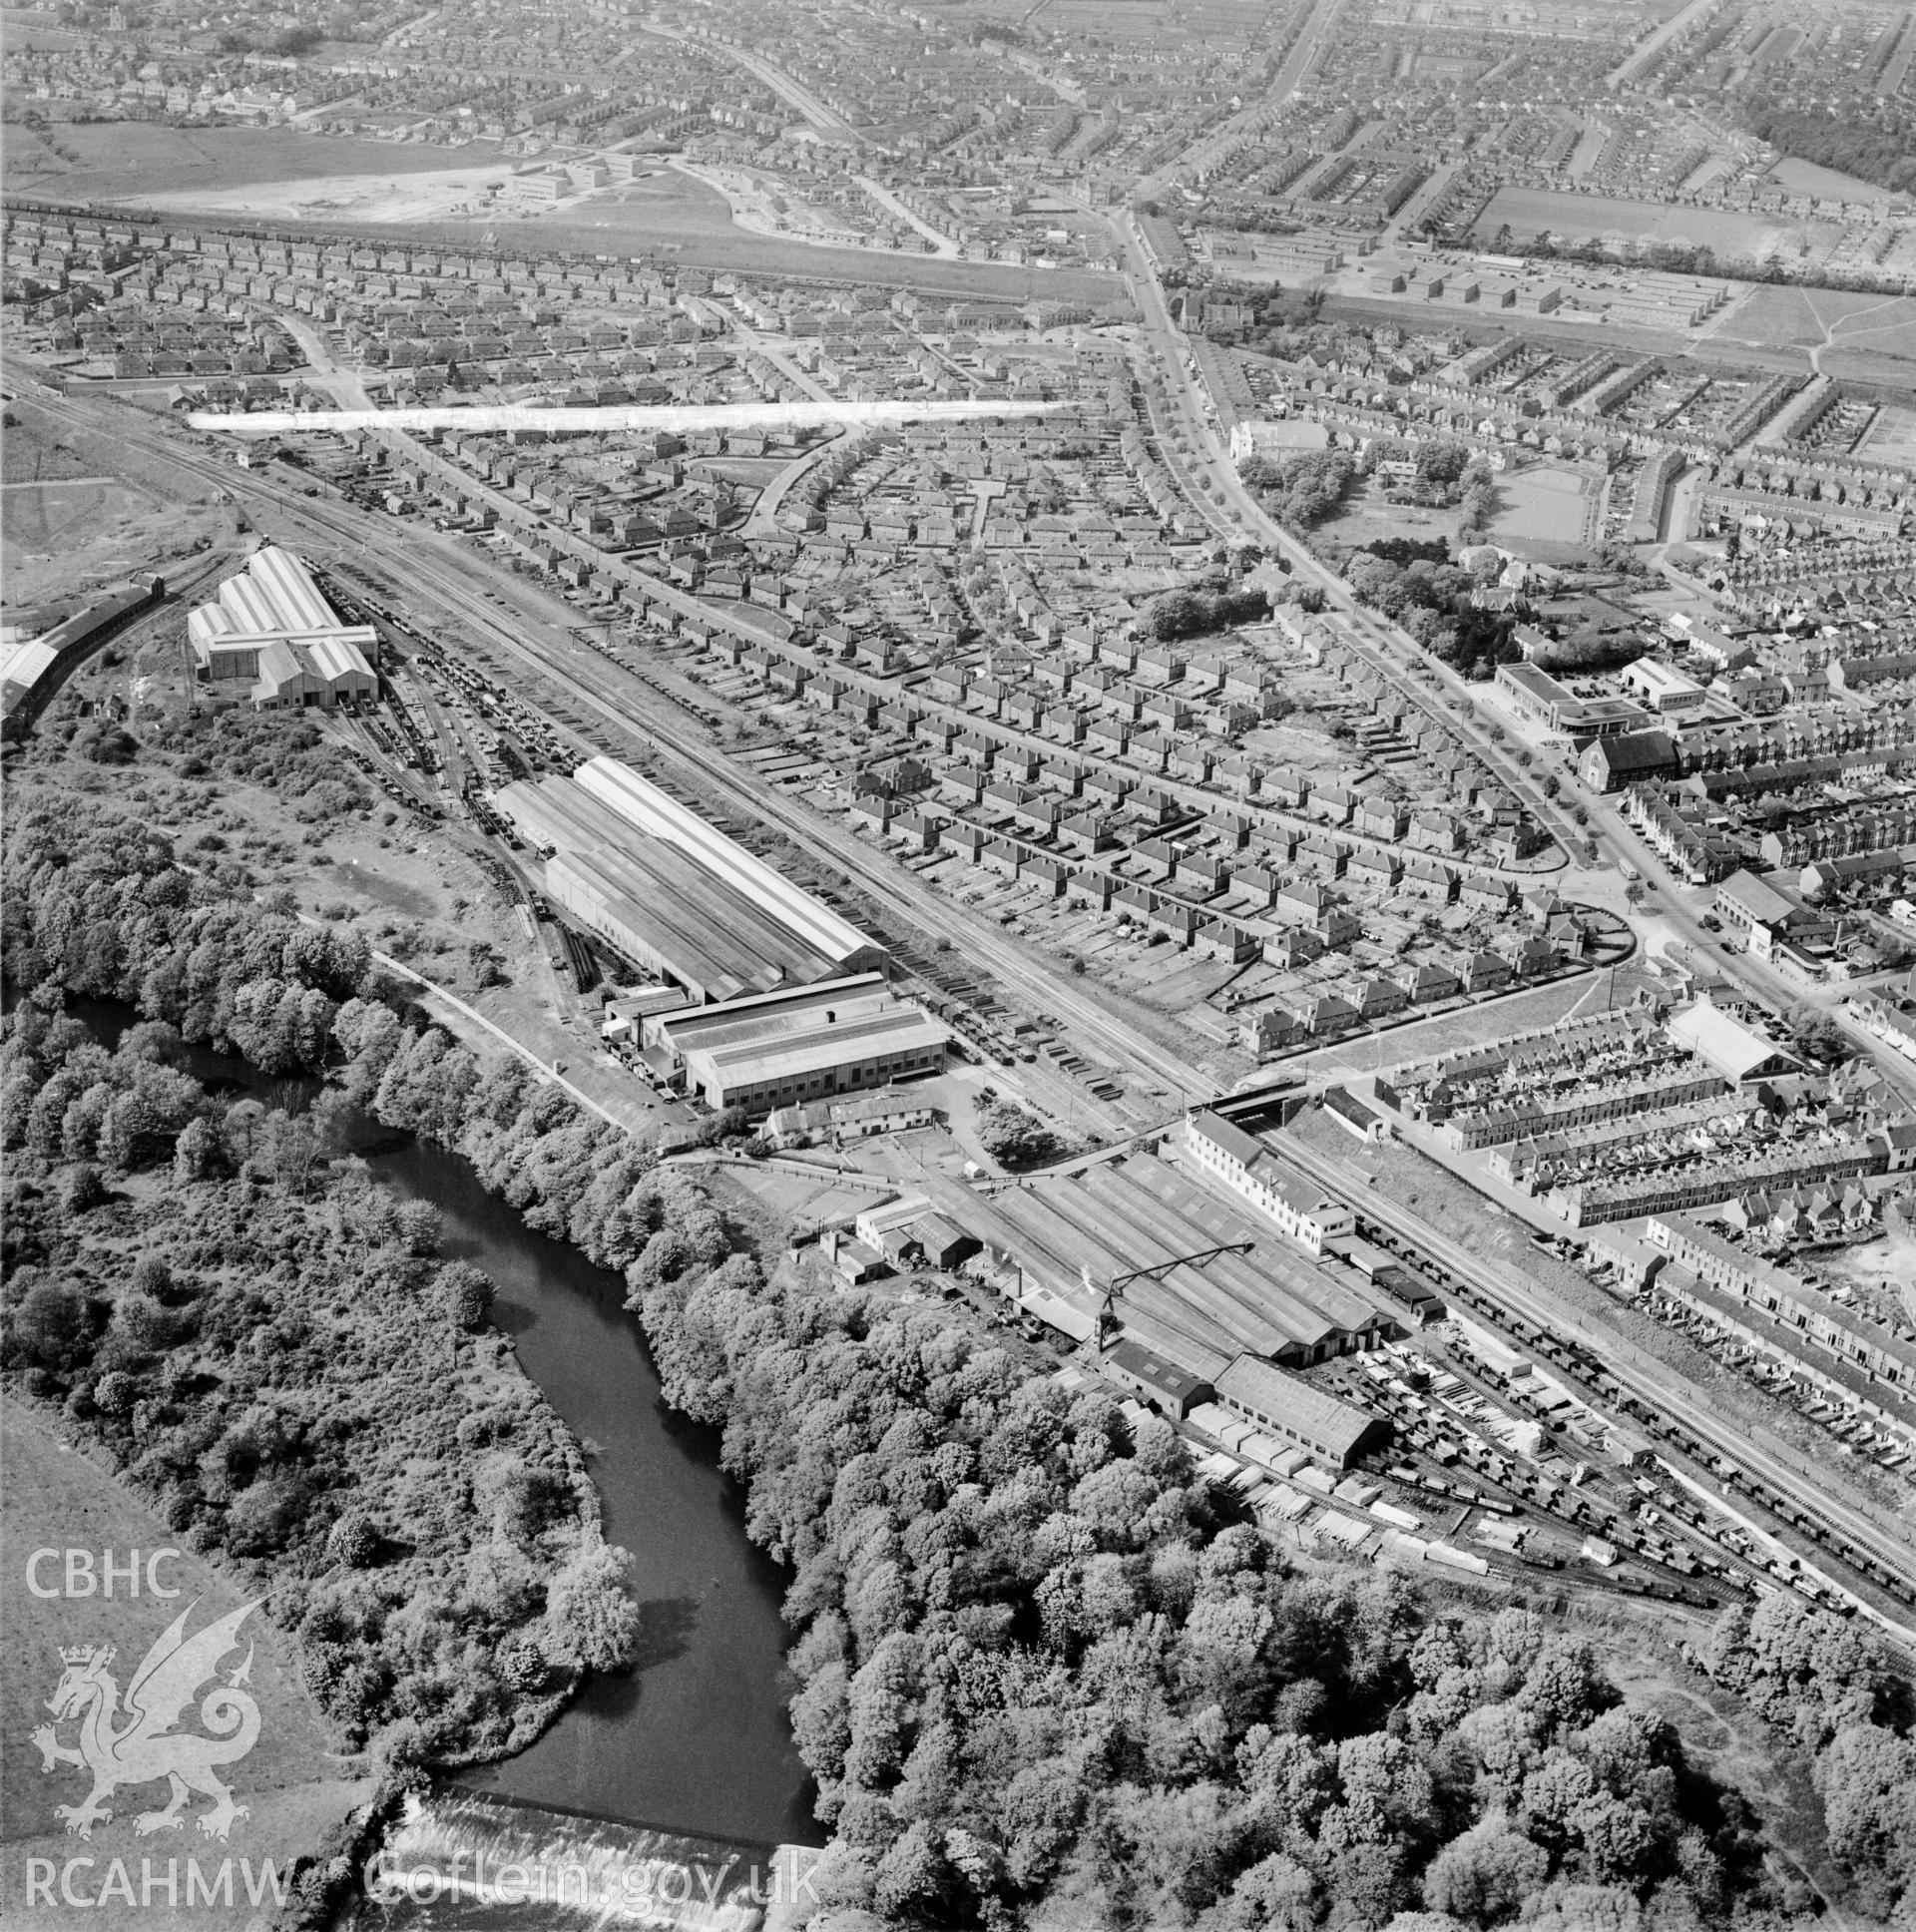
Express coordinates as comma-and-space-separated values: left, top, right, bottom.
364, 1790, 822, 1930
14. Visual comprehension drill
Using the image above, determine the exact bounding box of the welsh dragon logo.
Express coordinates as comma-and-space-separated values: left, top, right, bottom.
30, 1599, 262, 1842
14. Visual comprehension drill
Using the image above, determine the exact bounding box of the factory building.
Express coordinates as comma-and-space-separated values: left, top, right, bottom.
966, 1147, 1399, 1371
643, 975, 948, 1114
0, 635, 60, 721
496, 756, 888, 1004
2, 581, 166, 738
1211, 1354, 1389, 1470
1104, 1338, 1214, 1420
1665, 1000, 1800, 1085
186, 548, 379, 709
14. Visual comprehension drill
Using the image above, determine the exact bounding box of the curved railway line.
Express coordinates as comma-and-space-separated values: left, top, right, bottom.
84, 401, 1207, 1102
53, 389, 1916, 1654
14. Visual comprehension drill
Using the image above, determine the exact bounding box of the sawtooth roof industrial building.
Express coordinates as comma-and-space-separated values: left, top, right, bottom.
967, 1144, 1400, 1372
497, 755, 889, 1005
496, 757, 935, 1117
187, 547, 379, 710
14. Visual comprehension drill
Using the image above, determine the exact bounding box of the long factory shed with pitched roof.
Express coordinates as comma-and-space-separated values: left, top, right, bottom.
496, 754, 889, 1004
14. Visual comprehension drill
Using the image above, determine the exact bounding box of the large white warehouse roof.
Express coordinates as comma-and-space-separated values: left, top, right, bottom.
573, 756, 880, 972
495, 762, 888, 1003
187, 547, 378, 657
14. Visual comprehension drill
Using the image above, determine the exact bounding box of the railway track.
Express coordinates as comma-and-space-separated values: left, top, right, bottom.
1275, 1132, 1916, 1646
92, 407, 1198, 1107
55, 394, 1915, 1635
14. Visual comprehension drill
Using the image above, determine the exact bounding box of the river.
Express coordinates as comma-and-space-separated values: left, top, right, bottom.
366, 1136, 819, 1849
69, 1002, 820, 1852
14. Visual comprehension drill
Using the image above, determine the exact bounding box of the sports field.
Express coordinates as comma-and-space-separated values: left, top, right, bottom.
1471, 185, 1834, 260
1491, 462, 1603, 550
2, 123, 492, 201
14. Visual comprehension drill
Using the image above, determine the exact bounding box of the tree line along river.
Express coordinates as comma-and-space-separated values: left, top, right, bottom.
74, 1000, 822, 1864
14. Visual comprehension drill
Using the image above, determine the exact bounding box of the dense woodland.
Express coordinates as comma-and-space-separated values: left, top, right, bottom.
1149, 583, 1274, 643
6, 782, 1916, 1930
1740, 110, 1916, 201
1239, 450, 1365, 531
0, 1031, 632, 1764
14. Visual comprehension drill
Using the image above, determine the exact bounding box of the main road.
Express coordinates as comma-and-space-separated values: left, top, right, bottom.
638, 17, 856, 143
48, 377, 1915, 1648
1134, 0, 1347, 196
1112, 215, 1596, 863
1099, 170, 1916, 1106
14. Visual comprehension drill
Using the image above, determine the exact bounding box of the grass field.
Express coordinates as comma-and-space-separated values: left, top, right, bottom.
1857, 402, 1916, 468
1716, 285, 1916, 370
0, 5, 86, 45
1276, 973, 1606, 1086
1491, 461, 1602, 549
2, 123, 488, 201
1767, 157, 1892, 205
0, 1396, 368, 1929
0, 121, 75, 178
1721, 283, 1916, 350
1471, 185, 1834, 259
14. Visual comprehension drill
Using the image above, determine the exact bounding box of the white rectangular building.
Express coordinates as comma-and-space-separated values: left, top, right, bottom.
1183, 1109, 1355, 1255
1620, 659, 1708, 717
187, 547, 379, 709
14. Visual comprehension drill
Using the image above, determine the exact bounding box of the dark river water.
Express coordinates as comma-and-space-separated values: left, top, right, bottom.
69, 1002, 821, 1851
365, 1136, 820, 1848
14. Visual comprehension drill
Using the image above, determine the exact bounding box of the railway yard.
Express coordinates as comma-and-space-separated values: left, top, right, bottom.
10, 363, 1914, 1662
